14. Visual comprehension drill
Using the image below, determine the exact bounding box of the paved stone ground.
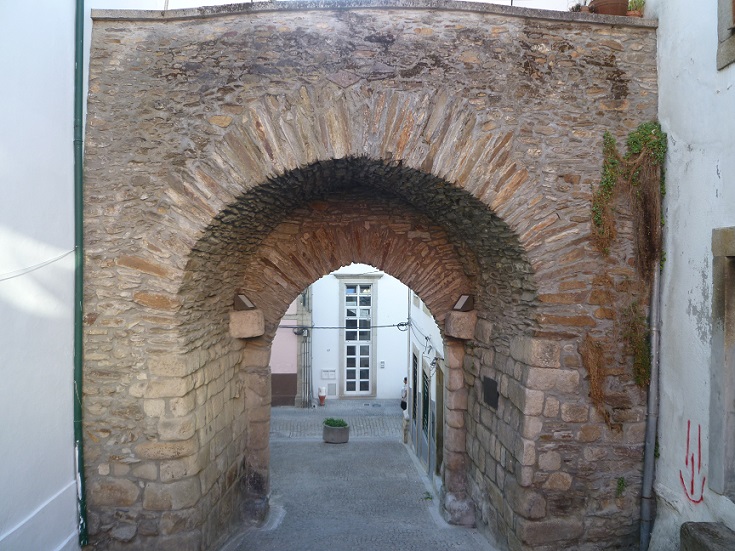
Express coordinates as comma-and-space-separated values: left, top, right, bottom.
219, 400, 499, 551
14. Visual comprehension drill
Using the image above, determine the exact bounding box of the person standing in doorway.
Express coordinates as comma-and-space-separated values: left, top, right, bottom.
401, 377, 409, 443
400, 377, 408, 412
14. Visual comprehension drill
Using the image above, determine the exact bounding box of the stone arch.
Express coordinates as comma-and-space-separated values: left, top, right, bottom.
84, 4, 658, 549
175, 157, 537, 535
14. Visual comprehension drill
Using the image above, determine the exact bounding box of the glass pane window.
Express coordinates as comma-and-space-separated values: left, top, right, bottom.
344, 282, 372, 395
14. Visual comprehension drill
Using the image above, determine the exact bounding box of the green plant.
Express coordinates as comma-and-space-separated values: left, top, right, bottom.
569, 0, 591, 11
323, 417, 348, 428
581, 335, 612, 427
590, 122, 667, 281
621, 300, 651, 388
422, 491, 433, 501
628, 0, 645, 11
591, 132, 621, 253
616, 477, 627, 497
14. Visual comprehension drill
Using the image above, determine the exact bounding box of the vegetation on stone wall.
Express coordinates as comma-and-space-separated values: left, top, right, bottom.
586, 122, 667, 415
591, 121, 667, 278
620, 300, 651, 387
581, 336, 611, 425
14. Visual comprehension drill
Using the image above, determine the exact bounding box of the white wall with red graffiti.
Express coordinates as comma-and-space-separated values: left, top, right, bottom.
647, 0, 735, 548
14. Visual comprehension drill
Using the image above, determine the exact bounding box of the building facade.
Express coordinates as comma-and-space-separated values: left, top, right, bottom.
647, 0, 735, 548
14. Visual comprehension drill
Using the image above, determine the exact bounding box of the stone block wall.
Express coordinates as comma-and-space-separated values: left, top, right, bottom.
84, 2, 657, 548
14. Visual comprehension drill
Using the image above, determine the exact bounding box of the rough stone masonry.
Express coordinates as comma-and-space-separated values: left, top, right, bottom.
83, 2, 657, 549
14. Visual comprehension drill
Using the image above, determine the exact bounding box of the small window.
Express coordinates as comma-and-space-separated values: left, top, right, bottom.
718, 0, 735, 69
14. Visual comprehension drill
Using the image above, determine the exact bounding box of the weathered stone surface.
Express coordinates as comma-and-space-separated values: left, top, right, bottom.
135, 437, 199, 460
516, 517, 584, 545
229, 309, 265, 339
88, 478, 140, 507
143, 478, 201, 511
148, 355, 200, 378
525, 367, 579, 392
110, 523, 137, 542
511, 337, 562, 369
538, 451, 561, 471
158, 414, 196, 441
83, 2, 657, 549
543, 471, 573, 490
561, 403, 589, 423
681, 522, 735, 551
444, 310, 478, 340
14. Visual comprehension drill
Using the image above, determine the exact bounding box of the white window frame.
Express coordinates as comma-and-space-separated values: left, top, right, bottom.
336, 273, 382, 397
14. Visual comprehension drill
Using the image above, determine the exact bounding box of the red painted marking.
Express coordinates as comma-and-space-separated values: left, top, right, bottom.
680, 420, 706, 504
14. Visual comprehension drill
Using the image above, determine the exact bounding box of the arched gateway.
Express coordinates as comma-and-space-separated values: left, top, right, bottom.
83, 2, 658, 549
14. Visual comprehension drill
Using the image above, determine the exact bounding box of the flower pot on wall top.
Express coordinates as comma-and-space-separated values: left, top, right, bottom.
590, 0, 628, 15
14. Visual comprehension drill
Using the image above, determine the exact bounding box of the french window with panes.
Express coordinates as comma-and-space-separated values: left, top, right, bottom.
343, 283, 374, 395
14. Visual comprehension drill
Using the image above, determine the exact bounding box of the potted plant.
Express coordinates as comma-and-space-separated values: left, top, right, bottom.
569, 1, 591, 13
569, 1, 592, 13
627, 0, 644, 17
590, 0, 628, 15
323, 417, 350, 444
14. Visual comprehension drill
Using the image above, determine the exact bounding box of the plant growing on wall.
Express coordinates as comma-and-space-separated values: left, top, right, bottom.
586, 122, 667, 414
591, 121, 667, 278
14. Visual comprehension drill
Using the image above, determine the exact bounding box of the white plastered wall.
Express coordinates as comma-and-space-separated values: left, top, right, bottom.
0, 3, 79, 549
311, 264, 409, 401
647, 0, 735, 548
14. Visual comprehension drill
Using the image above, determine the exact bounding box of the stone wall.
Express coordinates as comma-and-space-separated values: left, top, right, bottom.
84, 2, 657, 549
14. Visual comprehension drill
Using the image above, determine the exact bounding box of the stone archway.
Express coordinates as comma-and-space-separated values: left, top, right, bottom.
84, 3, 657, 549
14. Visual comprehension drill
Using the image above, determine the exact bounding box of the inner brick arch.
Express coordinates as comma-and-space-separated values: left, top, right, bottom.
174, 158, 538, 541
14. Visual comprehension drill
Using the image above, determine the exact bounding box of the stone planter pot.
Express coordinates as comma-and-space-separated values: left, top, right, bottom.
323, 423, 350, 444
590, 0, 628, 15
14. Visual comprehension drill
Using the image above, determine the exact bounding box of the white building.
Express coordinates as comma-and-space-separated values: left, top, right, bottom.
270, 264, 412, 407
647, 0, 735, 548
407, 291, 446, 489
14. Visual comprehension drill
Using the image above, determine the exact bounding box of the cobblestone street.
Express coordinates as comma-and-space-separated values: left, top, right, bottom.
220, 400, 498, 551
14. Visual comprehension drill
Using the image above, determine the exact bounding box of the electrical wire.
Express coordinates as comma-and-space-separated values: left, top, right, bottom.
278, 321, 409, 330
0, 248, 75, 282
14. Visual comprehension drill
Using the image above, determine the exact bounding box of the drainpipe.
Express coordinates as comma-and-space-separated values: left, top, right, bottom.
640, 266, 661, 550
73, 0, 88, 545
